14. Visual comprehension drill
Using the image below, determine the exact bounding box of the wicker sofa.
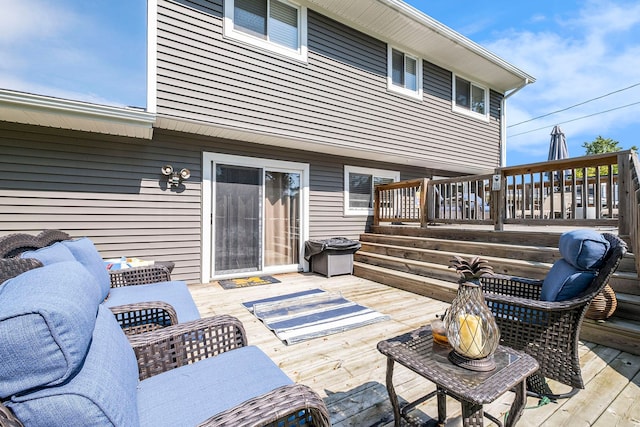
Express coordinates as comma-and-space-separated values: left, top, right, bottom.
0, 260, 330, 427
0, 231, 199, 334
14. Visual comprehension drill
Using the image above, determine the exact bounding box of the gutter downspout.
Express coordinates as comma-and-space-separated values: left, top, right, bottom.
500, 78, 531, 167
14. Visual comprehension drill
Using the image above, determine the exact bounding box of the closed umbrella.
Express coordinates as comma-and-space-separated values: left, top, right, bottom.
548, 125, 569, 162
547, 125, 569, 184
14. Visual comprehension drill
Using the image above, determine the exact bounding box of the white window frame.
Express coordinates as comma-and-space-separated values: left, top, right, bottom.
387, 45, 423, 100
452, 74, 489, 121
224, 0, 308, 61
344, 165, 400, 216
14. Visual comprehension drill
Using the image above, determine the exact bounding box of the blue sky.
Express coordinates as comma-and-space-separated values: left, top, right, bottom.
1, 0, 639, 166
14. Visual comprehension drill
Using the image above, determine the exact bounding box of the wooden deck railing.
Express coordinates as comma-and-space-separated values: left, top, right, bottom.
373, 151, 637, 263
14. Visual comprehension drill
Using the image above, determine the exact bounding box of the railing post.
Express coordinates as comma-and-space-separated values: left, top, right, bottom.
420, 178, 429, 227
493, 169, 505, 231
373, 185, 381, 227
618, 152, 630, 237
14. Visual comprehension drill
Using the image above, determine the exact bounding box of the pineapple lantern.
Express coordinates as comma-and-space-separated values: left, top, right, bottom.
444, 256, 501, 371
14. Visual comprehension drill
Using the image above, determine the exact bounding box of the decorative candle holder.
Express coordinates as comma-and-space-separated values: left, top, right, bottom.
445, 256, 500, 371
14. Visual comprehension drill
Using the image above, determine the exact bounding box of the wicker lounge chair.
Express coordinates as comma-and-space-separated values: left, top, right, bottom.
479, 231, 627, 399
0, 262, 330, 427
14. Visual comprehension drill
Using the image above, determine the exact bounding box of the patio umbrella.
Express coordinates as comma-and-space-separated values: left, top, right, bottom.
548, 125, 569, 162
547, 125, 569, 184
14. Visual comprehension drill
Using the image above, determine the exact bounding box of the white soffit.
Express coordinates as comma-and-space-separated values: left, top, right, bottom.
0, 89, 155, 139
300, 0, 535, 93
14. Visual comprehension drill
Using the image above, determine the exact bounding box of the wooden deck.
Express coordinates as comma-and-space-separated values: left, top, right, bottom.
188, 273, 640, 426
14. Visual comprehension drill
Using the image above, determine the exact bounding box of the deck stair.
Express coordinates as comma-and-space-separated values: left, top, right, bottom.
353, 225, 640, 356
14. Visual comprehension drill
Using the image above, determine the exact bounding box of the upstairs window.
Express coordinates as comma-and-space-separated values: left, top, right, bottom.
225, 0, 307, 60
344, 166, 399, 215
453, 75, 488, 119
387, 46, 422, 99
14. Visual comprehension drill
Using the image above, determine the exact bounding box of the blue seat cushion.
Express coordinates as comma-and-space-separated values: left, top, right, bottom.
541, 259, 596, 301
62, 237, 112, 300
7, 306, 139, 427
21, 242, 75, 266
104, 281, 201, 323
0, 262, 102, 397
558, 229, 610, 270
137, 345, 293, 427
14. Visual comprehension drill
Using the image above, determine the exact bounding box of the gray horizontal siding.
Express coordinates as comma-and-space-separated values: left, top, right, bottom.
0, 123, 203, 283
1, 122, 434, 282
157, 0, 503, 170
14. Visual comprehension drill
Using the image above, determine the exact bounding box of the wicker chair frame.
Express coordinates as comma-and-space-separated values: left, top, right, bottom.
35, 229, 71, 247
479, 233, 627, 399
0, 234, 42, 258
0, 315, 331, 427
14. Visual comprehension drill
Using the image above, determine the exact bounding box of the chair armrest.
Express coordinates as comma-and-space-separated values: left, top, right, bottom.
109, 264, 172, 287
198, 384, 331, 427
128, 314, 248, 380
480, 274, 544, 300
108, 302, 179, 336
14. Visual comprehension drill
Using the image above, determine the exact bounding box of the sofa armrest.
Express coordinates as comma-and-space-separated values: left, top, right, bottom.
480, 274, 544, 300
109, 264, 172, 287
197, 384, 331, 427
128, 315, 248, 380
108, 302, 179, 336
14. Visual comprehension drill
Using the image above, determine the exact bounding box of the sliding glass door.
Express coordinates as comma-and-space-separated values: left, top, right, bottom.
205, 154, 307, 279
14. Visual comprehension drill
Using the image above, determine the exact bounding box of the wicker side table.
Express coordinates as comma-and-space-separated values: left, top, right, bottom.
377, 325, 539, 427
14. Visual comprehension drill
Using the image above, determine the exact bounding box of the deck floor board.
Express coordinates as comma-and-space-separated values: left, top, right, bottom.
188, 272, 638, 426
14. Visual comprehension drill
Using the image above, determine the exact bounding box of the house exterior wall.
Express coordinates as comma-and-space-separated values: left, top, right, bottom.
0, 122, 430, 283
156, 0, 504, 170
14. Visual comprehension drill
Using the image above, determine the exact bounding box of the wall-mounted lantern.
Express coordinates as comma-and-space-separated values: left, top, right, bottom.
161, 164, 191, 187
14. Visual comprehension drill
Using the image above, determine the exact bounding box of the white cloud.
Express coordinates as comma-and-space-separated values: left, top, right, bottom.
485, 0, 640, 163
0, 0, 75, 44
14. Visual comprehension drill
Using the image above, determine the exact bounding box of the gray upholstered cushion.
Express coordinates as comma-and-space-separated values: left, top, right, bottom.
558, 229, 610, 270
7, 305, 140, 427
0, 262, 102, 398
541, 259, 596, 301
137, 345, 293, 426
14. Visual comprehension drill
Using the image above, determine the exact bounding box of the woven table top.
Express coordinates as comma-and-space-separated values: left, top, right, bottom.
377, 325, 539, 405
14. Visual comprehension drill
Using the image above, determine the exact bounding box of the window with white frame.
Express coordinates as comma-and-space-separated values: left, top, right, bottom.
453, 75, 488, 119
344, 166, 400, 215
224, 0, 307, 60
387, 46, 422, 99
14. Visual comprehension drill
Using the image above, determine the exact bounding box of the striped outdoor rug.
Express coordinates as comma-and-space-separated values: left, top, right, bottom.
242, 289, 390, 345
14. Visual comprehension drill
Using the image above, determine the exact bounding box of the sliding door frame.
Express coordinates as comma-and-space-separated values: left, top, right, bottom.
202, 152, 310, 283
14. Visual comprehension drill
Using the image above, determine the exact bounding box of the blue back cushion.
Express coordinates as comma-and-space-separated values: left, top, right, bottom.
62, 237, 111, 300
0, 262, 101, 398
559, 229, 610, 270
541, 259, 596, 301
21, 242, 75, 266
7, 306, 140, 427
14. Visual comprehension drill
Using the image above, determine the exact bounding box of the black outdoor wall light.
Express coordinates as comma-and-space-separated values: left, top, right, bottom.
161, 164, 191, 187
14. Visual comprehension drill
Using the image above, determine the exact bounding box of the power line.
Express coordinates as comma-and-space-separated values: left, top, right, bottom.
508, 100, 640, 138
508, 82, 640, 128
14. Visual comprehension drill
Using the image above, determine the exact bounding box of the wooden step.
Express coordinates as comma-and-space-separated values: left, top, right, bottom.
361, 232, 637, 273
359, 241, 553, 279
357, 242, 637, 292
353, 261, 458, 303
581, 316, 640, 356
615, 293, 640, 321
361, 233, 561, 264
